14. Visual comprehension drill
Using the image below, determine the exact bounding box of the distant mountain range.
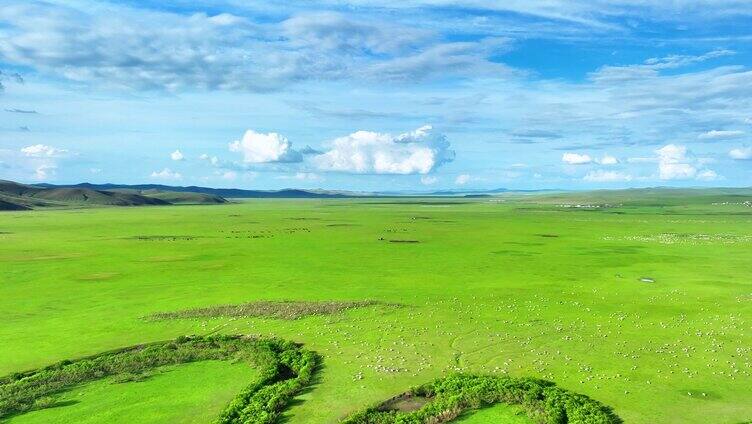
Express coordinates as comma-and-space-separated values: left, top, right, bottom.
383, 188, 555, 196
35, 182, 546, 198
3, 179, 751, 211
2, 180, 552, 210
37, 182, 355, 199
0, 180, 228, 210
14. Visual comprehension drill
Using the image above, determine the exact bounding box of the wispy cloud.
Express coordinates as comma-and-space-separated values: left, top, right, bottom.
0, 4, 511, 91
698, 130, 745, 140
454, 174, 471, 185
295, 0, 752, 32
33, 164, 55, 180
583, 170, 632, 182
291, 102, 421, 121
729, 146, 752, 160
5, 108, 37, 114
588, 50, 735, 83
421, 175, 438, 185
511, 129, 562, 139
0, 69, 24, 91
21, 144, 67, 157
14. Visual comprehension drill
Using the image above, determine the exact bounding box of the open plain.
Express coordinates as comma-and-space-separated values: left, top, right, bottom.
1, 193, 751, 423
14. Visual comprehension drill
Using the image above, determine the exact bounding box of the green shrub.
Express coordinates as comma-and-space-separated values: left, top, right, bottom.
31, 396, 56, 411
342, 373, 621, 424
0, 335, 319, 424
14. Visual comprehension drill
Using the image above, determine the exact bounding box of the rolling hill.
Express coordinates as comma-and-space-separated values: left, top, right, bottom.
111, 189, 228, 204
31, 188, 170, 206
0, 180, 227, 210
0, 198, 30, 211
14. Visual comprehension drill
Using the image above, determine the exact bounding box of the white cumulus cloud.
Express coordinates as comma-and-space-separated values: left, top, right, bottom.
314, 125, 454, 174
170, 150, 184, 161
562, 152, 592, 165
229, 130, 302, 163
655, 144, 718, 181
660, 162, 697, 180
656, 144, 696, 180
150, 168, 182, 181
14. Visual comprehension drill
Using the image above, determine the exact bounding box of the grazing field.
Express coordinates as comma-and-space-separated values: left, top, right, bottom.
454, 403, 532, 423
1, 194, 751, 423
8, 360, 258, 424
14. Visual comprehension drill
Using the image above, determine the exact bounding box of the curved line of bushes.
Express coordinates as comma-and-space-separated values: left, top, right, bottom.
1, 337, 621, 424
0, 335, 319, 424
342, 373, 622, 424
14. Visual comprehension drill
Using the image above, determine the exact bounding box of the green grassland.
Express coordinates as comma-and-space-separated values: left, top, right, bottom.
454, 403, 533, 423
1, 194, 751, 423
8, 360, 258, 424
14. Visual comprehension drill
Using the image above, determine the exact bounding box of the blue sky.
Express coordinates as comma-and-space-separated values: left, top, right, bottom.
1, 1, 751, 191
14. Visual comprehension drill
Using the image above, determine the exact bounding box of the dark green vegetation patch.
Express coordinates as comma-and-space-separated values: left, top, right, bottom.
343, 374, 622, 424
146, 300, 392, 321
0, 335, 318, 423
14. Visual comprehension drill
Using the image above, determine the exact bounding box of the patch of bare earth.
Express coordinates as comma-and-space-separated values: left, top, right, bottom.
146, 300, 396, 321
377, 393, 431, 412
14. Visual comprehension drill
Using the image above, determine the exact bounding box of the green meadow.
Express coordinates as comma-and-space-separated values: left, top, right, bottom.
9, 361, 259, 424
1, 195, 751, 423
